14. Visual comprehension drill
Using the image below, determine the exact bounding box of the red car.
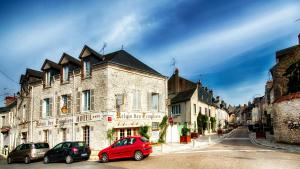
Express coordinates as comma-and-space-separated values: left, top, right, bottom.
98, 136, 152, 162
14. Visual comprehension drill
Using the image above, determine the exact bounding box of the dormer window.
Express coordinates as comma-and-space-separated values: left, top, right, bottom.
63, 66, 69, 82
45, 71, 51, 87
83, 60, 91, 78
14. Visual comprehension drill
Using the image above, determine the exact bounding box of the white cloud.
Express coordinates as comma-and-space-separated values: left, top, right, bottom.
145, 4, 300, 76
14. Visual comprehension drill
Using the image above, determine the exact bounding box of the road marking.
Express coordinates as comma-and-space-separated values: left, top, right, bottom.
224, 138, 250, 140
175, 149, 274, 154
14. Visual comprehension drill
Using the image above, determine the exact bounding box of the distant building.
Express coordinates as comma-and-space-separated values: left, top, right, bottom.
168, 69, 217, 135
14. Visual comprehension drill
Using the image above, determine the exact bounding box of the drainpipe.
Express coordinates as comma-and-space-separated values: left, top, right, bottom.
72, 71, 75, 141
30, 85, 33, 142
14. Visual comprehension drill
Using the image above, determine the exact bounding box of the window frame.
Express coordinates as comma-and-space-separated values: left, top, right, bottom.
62, 65, 69, 82
151, 93, 159, 111
83, 60, 91, 78
82, 90, 91, 112
43, 98, 50, 117
171, 104, 181, 116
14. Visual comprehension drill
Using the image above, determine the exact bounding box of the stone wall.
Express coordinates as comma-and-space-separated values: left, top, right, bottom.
273, 98, 300, 144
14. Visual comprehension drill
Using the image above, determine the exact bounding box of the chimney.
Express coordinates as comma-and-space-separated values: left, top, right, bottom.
5, 96, 16, 106
197, 80, 202, 88
174, 68, 180, 93
298, 33, 300, 45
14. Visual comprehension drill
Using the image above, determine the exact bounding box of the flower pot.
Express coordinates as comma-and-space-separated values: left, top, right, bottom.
180, 135, 191, 143
191, 132, 199, 139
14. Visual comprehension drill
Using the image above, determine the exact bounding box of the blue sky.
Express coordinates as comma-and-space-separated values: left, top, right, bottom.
0, 0, 299, 106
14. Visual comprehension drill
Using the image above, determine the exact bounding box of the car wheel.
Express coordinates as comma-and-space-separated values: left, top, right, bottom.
101, 153, 108, 163
44, 156, 49, 164
24, 156, 31, 164
7, 156, 12, 164
65, 155, 73, 164
134, 151, 143, 161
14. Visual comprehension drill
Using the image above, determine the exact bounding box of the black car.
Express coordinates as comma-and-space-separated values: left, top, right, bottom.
43, 141, 91, 164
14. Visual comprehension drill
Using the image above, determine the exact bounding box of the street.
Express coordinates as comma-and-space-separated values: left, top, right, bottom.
1, 127, 300, 169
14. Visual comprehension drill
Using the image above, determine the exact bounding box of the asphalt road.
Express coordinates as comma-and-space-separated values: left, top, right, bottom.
1, 126, 300, 169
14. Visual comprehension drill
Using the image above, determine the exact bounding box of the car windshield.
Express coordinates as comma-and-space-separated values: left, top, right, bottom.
140, 137, 149, 143
34, 143, 49, 149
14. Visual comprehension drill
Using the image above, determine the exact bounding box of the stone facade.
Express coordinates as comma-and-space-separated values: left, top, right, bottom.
270, 35, 300, 144
273, 98, 300, 144
2, 46, 167, 151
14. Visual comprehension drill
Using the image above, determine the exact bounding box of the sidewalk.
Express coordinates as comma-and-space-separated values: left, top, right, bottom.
151, 130, 234, 156
249, 132, 300, 153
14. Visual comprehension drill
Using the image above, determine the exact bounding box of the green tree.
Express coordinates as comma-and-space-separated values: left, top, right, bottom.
181, 122, 190, 136
197, 113, 203, 134
210, 117, 217, 132
107, 129, 115, 145
159, 115, 168, 143
139, 126, 150, 139
202, 115, 209, 131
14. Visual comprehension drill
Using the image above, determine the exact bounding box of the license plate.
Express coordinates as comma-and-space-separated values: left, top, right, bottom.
81, 153, 87, 157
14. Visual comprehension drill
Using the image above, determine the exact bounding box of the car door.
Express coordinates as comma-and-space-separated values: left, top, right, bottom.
10, 144, 22, 161
109, 139, 127, 159
124, 138, 137, 158
49, 143, 63, 162
16, 144, 26, 161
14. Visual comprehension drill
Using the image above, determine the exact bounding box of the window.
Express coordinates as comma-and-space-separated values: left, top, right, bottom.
43, 98, 51, 117
127, 138, 136, 145
151, 93, 159, 110
199, 107, 202, 114
22, 105, 26, 120
83, 126, 90, 145
209, 109, 211, 117
44, 130, 49, 143
63, 66, 69, 82
45, 71, 51, 86
116, 94, 124, 111
205, 108, 208, 115
152, 122, 159, 130
83, 60, 91, 78
53, 143, 63, 150
82, 90, 91, 111
171, 105, 181, 115
133, 90, 141, 110
127, 129, 131, 137
194, 104, 197, 115
120, 129, 125, 139
62, 95, 68, 107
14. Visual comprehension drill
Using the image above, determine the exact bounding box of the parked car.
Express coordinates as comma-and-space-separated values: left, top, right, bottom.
7, 142, 49, 164
43, 141, 91, 164
98, 136, 152, 163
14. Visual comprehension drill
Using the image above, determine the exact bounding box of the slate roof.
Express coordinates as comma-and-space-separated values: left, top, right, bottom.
171, 88, 196, 104
41, 59, 61, 70
58, 53, 81, 66
103, 50, 163, 77
0, 101, 17, 113
79, 45, 102, 59
26, 68, 43, 78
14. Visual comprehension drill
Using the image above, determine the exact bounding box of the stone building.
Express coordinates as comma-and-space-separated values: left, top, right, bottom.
0, 97, 17, 152
270, 34, 300, 144
168, 69, 216, 135
15, 45, 167, 150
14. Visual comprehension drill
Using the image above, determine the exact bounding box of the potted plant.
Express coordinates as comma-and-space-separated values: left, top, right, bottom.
191, 123, 199, 138
180, 123, 191, 143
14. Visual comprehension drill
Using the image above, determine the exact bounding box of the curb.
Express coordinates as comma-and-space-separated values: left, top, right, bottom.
248, 133, 300, 153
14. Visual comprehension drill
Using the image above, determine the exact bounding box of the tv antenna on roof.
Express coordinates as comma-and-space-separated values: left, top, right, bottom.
171, 57, 176, 72
100, 42, 107, 55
